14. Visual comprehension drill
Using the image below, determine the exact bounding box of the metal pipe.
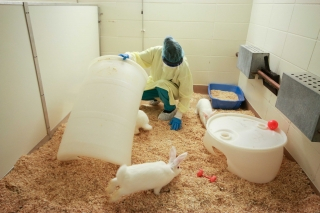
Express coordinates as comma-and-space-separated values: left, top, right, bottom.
23, 2, 52, 138
236, 51, 280, 91
257, 70, 280, 90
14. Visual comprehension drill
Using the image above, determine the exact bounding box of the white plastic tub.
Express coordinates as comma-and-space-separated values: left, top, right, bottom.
57, 55, 148, 165
203, 113, 287, 183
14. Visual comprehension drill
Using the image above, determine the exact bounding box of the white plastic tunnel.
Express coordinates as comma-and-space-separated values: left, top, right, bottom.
57, 55, 148, 165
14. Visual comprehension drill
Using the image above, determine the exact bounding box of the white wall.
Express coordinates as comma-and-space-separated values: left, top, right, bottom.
0, 2, 99, 178
239, 0, 320, 191
79, 0, 252, 85
0, 4, 47, 178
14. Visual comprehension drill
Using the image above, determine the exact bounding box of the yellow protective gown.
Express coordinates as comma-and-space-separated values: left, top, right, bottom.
130, 46, 193, 114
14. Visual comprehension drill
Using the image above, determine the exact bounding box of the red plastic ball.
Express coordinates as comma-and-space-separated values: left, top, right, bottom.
210, 176, 217, 182
268, 120, 278, 130
197, 169, 204, 177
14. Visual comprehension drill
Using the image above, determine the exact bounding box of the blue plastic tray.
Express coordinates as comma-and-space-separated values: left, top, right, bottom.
208, 83, 245, 109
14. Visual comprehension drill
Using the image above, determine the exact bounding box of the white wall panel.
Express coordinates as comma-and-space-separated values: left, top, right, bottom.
0, 4, 47, 178
29, 5, 100, 130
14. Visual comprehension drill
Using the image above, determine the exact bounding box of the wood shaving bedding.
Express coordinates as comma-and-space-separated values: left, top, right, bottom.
210, 90, 238, 101
1, 93, 319, 212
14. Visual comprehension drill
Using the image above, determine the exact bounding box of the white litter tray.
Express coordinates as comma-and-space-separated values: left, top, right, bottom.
203, 113, 287, 183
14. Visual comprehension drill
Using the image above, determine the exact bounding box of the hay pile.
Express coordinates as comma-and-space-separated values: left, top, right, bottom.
1, 93, 320, 212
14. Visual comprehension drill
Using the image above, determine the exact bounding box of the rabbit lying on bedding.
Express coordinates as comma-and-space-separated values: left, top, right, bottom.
196, 98, 216, 128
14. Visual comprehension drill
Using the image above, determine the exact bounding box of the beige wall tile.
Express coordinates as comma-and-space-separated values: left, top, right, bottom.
216, 0, 252, 3
100, 20, 142, 37
264, 29, 287, 57
101, 37, 142, 53
268, 54, 281, 73
281, 34, 316, 70
143, 38, 163, 49
143, 0, 182, 2
180, 0, 216, 3
246, 24, 268, 49
295, 0, 320, 4
207, 71, 240, 85
215, 4, 252, 23
273, 0, 295, 3
213, 23, 249, 40
210, 57, 239, 72
179, 22, 215, 39
242, 79, 269, 118
143, 3, 182, 21
143, 21, 185, 39
286, 124, 320, 180
314, 168, 320, 192
180, 39, 214, 56
250, 75, 273, 104
288, 4, 320, 39
98, 2, 141, 21
269, 4, 294, 31
192, 71, 210, 85
180, 3, 216, 22
310, 142, 320, 155
278, 59, 305, 80
187, 56, 212, 71
308, 41, 320, 77
253, 0, 273, 3
250, 4, 273, 26
213, 40, 245, 57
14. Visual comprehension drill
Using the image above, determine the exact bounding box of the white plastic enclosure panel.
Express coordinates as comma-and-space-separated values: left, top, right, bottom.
0, 4, 47, 178
28, 5, 100, 130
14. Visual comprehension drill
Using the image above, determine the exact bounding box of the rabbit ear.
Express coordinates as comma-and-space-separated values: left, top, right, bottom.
169, 146, 176, 163
173, 152, 188, 167
203, 112, 209, 119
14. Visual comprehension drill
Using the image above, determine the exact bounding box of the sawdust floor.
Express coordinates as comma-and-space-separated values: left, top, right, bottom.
1, 93, 320, 213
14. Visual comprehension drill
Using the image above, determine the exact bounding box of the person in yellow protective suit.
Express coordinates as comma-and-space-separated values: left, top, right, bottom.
119, 36, 193, 131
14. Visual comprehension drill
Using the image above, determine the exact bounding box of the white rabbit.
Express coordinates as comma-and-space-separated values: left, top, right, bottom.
106, 146, 188, 202
135, 110, 152, 134
196, 98, 216, 128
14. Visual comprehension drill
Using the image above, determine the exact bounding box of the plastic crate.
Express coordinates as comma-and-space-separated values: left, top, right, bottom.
208, 83, 245, 109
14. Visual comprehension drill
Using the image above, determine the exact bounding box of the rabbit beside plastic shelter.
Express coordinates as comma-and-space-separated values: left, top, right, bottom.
135, 110, 152, 134
196, 98, 216, 128
106, 146, 188, 202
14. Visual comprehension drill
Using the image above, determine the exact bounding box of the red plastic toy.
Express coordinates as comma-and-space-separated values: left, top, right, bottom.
268, 120, 278, 130
197, 169, 217, 183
